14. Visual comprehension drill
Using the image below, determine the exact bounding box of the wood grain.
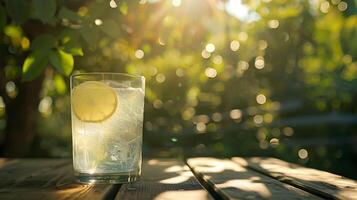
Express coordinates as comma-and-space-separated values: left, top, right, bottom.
232, 157, 357, 200
187, 157, 321, 200
115, 159, 213, 200
0, 158, 118, 200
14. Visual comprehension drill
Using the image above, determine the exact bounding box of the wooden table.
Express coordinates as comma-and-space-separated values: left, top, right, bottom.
0, 157, 356, 200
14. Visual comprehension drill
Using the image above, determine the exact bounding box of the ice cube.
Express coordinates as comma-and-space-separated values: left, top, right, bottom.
96, 135, 141, 173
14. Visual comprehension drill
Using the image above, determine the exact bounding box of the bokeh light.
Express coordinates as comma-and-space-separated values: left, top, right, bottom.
263, 113, 273, 123
205, 43, 216, 53
176, 68, 184, 77
211, 112, 222, 122
21, 37, 30, 50
255, 56, 265, 69
182, 107, 195, 121
205, 67, 217, 78
298, 149, 308, 159
109, 0, 118, 8
172, 0, 181, 7
283, 127, 294, 136
6, 81, 17, 98
337, 1, 348, 11
230, 40, 240, 51
135, 49, 144, 59
153, 99, 163, 109
156, 73, 166, 83
38, 97, 53, 116
256, 94, 267, 105
270, 138, 279, 147
268, 20, 279, 29
230, 109, 242, 120
213, 55, 223, 65
253, 115, 263, 125
201, 50, 211, 59
94, 19, 103, 26
196, 122, 206, 133
320, 1, 330, 13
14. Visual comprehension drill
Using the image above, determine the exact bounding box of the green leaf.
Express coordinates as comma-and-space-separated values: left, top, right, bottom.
49, 50, 74, 76
31, 34, 56, 51
58, 30, 83, 56
22, 51, 49, 81
4, 25, 22, 38
4, 0, 31, 24
87, 2, 106, 19
54, 74, 67, 94
119, 2, 128, 15
100, 19, 121, 38
32, 0, 56, 24
5, 65, 21, 80
62, 42, 83, 56
80, 25, 100, 46
58, 6, 81, 22
0, 5, 6, 31
59, 29, 79, 44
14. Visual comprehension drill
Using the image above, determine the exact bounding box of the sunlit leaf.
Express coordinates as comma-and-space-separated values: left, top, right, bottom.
0, 5, 6, 31
54, 74, 67, 94
32, 0, 56, 24
4, 25, 22, 38
62, 42, 83, 56
22, 50, 49, 81
120, 2, 128, 15
49, 50, 74, 76
59, 29, 83, 55
31, 34, 56, 51
4, 0, 30, 24
59, 29, 79, 44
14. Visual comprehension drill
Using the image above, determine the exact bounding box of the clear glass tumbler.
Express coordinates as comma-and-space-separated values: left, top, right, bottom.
70, 73, 145, 184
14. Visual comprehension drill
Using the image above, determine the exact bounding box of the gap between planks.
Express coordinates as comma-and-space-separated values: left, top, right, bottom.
115, 159, 214, 200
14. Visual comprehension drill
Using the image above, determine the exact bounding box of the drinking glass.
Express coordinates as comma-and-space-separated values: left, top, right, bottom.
70, 73, 145, 184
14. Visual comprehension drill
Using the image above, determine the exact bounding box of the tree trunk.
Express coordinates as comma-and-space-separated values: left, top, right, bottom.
0, 76, 43, 157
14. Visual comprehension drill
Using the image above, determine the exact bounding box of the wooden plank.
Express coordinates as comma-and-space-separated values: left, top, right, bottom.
232, 157, 357, 200
115, 159, 213, 200
187, 157, 321, 200
0, 158, 118, 200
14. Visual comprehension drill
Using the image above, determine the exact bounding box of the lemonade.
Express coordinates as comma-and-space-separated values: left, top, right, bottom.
71, 73, 145, 183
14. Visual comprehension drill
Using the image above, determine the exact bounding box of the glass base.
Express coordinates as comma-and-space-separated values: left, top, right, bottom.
75, 172, 140, 184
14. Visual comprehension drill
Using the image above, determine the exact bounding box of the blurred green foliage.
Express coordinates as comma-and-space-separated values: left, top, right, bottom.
0, 0, 356, 178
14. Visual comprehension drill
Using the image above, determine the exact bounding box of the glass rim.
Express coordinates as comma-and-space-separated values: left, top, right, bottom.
71, 72, 145, 80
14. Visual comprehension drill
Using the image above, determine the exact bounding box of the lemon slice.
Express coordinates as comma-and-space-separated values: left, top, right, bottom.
72, 81, 118, 122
